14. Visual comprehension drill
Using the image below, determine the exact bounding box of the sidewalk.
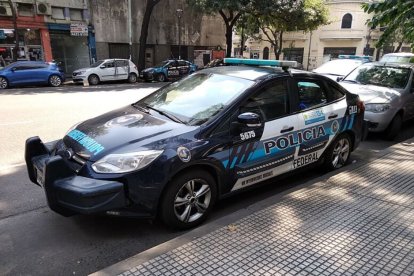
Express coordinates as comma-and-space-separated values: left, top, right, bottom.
92, 139, 414, 276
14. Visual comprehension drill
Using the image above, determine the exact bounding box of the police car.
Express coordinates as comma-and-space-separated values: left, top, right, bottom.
25, 58, 366, 229
139, 59, 197, 82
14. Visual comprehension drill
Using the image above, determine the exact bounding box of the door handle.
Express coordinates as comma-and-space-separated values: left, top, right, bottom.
328, 113, 338, 119
280, 126, 294, 133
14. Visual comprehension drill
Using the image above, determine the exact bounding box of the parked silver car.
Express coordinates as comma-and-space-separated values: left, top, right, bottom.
72, 59, 139, 85
313, 58, 368, 81
339, 62, 414, 140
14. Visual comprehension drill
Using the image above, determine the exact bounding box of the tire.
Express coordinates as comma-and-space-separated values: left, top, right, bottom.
384, 113, 402, 141
160, 170, 217, 230
49, 75, 62, 87
0, 76, 8, 89
323, 133, 352, 171
127, 73, 137, 83
88, 74, 100, 85
156, 73, 166, 82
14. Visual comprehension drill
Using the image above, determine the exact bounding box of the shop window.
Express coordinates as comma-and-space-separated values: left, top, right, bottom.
70, 8, 83, 21
18, 3, 34, 17
341, 13, 352, 29
52, 7, 65, 19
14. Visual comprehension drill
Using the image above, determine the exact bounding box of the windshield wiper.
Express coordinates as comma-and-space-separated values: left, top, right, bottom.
342, 79, 362, 84
144, 105, 186, 124
131, 103, 150, 113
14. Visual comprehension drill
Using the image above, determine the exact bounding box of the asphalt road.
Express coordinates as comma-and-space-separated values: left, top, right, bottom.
0, 82, 413, 275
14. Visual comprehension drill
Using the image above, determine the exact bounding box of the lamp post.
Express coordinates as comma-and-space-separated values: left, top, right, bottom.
176, 8, 183, 59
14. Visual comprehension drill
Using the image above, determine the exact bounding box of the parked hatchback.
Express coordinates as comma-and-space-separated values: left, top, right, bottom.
340, 62, 414, 140
0, 61, 65, 89
72, 59, 138, 85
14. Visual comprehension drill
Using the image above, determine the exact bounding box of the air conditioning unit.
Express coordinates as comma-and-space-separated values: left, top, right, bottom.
0, 2, 13, 17
36, 1, 51, 15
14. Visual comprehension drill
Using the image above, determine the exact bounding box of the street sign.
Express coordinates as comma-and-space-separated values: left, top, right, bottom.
70, 23, 88, 36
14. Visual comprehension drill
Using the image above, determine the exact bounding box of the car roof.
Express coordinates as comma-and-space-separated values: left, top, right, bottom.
382, 52, 414, 57
200, 65, 298, 81
13, 61, 50, 65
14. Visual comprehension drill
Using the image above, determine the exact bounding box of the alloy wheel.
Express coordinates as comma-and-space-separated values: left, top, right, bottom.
174, 179, 212, 223
49, 75, 62, 87
0, 77, 8, 89
331, 138, 350, 168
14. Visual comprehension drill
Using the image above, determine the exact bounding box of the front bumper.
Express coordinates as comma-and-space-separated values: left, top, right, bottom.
25, 137, 127, 216
140, 72, 154, 81
364, 109, 395, 132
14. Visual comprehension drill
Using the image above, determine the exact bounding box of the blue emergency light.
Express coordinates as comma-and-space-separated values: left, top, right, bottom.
223, 58, 298, 68
338, 55, 372, 61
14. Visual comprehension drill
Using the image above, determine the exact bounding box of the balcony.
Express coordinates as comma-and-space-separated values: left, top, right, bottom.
319, 29, 365, 40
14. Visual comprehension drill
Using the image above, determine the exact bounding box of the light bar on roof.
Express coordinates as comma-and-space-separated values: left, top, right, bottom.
338, 55, 373, 61
223, 58, 298, 68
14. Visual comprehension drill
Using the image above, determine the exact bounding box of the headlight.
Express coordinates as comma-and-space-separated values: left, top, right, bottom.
92, 150, 163, 173
365, 103, 391, 113
77, 70, 86, 75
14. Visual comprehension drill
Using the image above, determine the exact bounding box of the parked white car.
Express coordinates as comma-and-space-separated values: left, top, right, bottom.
72, 59, 139, 85
380, 52, 414, 64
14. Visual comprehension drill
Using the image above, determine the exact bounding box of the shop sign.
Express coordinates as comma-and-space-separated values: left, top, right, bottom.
70, 23, 88, 36
0, 30, 5, 40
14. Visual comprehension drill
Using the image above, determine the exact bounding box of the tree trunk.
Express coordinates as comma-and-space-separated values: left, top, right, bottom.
138, 0, 161, 71
7, 0, 18, 62
276, 31, 283, 60
225, 25, 233, 57
240, 26, 244, 57
394, 42, 403, 52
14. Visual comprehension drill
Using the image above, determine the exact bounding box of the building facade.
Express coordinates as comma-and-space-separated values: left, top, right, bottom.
0, 0, 96, 74
89, 0, 226, 68
233, 0, 412, 70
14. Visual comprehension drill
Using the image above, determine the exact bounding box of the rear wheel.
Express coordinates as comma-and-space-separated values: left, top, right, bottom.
323, 133, 351, 171
49, 75, 62, 87
0, 76, 8, 89
88, 74, 100, 85
160, 170, 217, 229
156, 73, 166, 82
384, 113, 402, 141
128, 73, 137, 83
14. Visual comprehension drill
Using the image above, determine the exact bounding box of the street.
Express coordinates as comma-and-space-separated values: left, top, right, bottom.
1, 82, 414, 275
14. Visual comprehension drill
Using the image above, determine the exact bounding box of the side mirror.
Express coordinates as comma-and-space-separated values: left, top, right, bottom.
99, 65, 106, 69
337, 76, 343, 82
11, 67, 16, 72
237, 112, 262, 128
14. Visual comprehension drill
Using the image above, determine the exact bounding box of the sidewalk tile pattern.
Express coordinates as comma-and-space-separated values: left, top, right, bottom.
121, 143, 414, 276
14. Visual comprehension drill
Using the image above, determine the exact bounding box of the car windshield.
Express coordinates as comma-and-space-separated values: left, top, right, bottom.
380, 55, 414, 63
314, 59, 363, 76
137, 73, 254, 125
90, 60, 104, 67
344, 64, 411, 89
155, 60, 170, 67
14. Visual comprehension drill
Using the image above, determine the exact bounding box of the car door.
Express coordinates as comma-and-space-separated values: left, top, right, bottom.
114, 60, 129, 80
99, 60, 116, 81
226, 78, 300, 192
9, 65, 41, 85
166, 61, 180, 79
293, 78, 348, 169
177, 60, 190, 77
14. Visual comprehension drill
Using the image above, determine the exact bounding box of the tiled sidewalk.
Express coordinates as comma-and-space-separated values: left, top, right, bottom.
95, 141, 414, 276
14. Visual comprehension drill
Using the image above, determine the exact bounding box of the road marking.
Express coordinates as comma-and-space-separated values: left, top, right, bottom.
0, 120, 33, 126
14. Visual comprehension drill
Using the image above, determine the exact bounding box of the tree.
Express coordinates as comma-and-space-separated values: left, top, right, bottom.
362, 0, 414, 50
7, 0, 19, 62
138, 0, 162, 71
187, 0, 250, 57
244, 0, 329, 60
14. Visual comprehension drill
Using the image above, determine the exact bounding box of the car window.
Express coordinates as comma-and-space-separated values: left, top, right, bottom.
13, 66, 32, 71
240, 80, 289, 122
178, 61, 187, 67
104, 61, 115, 68
168, 61, 177, 68
115, 60, 128, 67
297, 80, 328, 110
327, 85, 345, 101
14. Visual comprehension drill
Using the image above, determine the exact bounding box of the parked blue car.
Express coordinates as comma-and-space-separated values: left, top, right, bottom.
140, 59, 197, 82
0, 61, 65, 89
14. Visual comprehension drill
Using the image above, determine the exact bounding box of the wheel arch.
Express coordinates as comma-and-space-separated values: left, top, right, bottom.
341, 130, 355, 151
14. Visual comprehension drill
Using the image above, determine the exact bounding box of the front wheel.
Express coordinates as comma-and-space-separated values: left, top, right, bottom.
0, 76, 8, 89
323, 133, 351, 171
384, 113, 402, 141
160, 170, 217, 230
88, 74, 100, 85
156, 73, 166, 82
49, 75, 62, 87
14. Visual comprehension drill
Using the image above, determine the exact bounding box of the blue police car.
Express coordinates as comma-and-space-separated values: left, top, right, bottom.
140, 59, 197, 82
25, 58, 366, 229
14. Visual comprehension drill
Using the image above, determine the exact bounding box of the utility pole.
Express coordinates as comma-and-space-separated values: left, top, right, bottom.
128, 0, 132, 60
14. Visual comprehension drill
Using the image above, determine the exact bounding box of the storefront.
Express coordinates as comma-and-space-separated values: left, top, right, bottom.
47, 23, 96, 76
0, 28, 44, 66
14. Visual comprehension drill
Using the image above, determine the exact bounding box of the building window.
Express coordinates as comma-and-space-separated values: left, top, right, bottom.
18, 3, 34, 17
52, 7, 65, 19
263, 47, 269, 60
283, 47, 304, 63
341, 13, 352, 29
70, 9, 83, 21
323, 47, 356, 60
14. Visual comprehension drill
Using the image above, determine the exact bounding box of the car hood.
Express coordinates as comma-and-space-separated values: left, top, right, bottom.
62, 105, 197, 161
340, 82, 401, 104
